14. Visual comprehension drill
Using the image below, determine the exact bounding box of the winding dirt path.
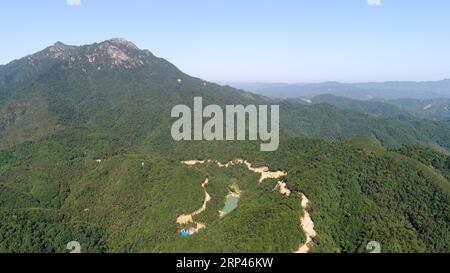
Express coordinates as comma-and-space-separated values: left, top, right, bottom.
180, 159, 317, 253
176, 178, 210, 234
296, 193, 317, 253
181, 159, 287, 183
275, 181, 292, 196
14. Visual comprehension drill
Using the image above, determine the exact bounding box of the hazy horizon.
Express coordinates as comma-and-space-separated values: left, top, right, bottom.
223, 78, 450, 85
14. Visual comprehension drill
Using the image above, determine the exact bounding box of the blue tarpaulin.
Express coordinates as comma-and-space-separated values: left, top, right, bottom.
179, 231, 190, 237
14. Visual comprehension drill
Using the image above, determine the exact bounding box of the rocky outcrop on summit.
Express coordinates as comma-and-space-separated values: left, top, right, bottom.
42, 38, 152, 69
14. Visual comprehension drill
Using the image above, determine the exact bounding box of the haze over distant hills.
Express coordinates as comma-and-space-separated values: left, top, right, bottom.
228, 81, 450, 121
229, 80, 450, 100
304, 94, 450, 121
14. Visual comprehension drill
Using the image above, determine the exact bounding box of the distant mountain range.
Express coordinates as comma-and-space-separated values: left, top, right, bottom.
229, 80, 450, 100
306, 94, 450, 121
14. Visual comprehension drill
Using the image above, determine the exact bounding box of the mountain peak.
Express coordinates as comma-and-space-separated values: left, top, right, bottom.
47, 41, 74, 57
104, 38, 139, 50
1, 38, 170, 86
53, 41, 67, 48
36, 38, 152, 69
93, 38, 148, 67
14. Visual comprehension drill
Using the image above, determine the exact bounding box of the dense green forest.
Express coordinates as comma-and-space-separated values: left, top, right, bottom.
0, 39, 449, 253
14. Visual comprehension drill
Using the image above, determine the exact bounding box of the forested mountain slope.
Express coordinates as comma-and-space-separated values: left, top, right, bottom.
0, 39, 449, 253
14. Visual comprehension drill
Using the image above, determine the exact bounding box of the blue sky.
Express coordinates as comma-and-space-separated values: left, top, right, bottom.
1, 0, 449, 83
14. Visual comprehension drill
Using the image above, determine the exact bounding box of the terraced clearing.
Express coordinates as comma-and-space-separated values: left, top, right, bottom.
179, 159, 317, 253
